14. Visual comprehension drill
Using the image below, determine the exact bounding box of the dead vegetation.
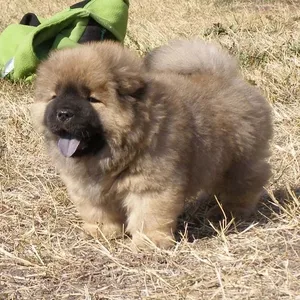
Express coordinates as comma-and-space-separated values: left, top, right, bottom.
0, 0, 299, 299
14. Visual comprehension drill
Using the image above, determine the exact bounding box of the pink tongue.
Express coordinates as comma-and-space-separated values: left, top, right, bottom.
58, 137, 81, 157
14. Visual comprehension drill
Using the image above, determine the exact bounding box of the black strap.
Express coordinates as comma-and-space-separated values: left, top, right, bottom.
70, 0, 91, 9
78, 18, 117, 43
71, 0, 129, 8
19, 13, 41, 26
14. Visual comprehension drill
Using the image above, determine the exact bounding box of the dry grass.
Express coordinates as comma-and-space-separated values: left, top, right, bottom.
1, 0, 300, 299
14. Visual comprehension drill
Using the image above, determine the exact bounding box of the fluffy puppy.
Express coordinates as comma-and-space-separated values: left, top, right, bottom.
31, 40, 272, 249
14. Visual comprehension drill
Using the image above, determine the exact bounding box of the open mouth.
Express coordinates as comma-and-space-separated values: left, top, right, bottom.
58, 134, 83, 157
56, 131, 105, 158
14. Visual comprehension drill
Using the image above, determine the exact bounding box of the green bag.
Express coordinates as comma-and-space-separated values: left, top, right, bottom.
0, 0, 129, 81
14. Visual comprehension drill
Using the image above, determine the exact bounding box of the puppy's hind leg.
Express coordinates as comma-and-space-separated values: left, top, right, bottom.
207, 159, 271, 221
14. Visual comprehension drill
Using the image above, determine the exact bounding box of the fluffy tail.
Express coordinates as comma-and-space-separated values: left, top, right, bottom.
144, 39, 239, 78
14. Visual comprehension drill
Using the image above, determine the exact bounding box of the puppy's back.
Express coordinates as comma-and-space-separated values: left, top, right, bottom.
145, 39, 238, 78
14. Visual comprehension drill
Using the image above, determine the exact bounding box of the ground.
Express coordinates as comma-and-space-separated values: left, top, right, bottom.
0, 0, 299, 299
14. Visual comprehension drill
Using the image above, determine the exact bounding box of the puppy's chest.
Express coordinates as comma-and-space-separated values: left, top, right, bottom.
62, 170, 125, 205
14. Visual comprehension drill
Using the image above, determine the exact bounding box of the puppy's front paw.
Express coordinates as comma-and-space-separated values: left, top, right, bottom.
82, 223, 99, 238
131, 231, 174, 250
82, 222, 124, 239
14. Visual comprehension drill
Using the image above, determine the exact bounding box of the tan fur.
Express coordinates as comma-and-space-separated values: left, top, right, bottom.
31, 40, 273, 249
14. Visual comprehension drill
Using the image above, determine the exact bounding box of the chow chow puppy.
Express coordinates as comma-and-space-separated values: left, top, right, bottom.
31, 39, 272, 249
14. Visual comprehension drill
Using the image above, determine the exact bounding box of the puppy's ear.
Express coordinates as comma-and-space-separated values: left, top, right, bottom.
107, 44, 147, 100
116, 71, 147, 100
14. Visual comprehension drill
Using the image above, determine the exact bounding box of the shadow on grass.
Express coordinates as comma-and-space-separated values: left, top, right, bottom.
176, 186, 300, 242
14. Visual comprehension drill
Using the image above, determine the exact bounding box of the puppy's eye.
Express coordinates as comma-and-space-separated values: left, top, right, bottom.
50, 95, 56, 100
88, 97, 101, 103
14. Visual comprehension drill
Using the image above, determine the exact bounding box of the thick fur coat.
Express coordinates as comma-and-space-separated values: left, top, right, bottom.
31, 40, 273, 248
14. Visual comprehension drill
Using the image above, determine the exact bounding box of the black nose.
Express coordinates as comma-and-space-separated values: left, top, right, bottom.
57, 109, 74, 122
